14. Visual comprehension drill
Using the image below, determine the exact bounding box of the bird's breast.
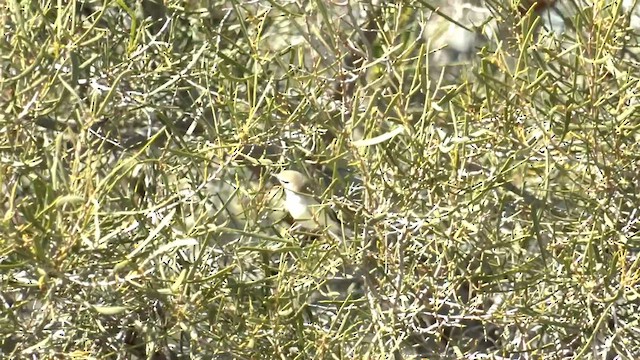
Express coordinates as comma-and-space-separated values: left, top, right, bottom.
285, 192, 312, 219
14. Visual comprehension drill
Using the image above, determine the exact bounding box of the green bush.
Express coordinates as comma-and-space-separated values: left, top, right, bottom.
1, 0, 640, 358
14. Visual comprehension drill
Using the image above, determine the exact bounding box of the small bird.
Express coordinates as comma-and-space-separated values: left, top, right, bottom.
274, 170, 345, 238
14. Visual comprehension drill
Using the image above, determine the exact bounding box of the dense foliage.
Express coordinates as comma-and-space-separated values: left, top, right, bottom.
2, 0, 640, 358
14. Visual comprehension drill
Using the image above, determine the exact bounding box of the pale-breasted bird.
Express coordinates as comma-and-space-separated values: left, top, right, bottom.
274, 170, 345, 238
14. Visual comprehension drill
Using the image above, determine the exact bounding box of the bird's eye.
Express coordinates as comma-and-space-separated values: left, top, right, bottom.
281, 180, 289, 184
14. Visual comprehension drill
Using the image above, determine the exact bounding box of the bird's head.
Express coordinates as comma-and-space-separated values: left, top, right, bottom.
274, 170, 307, 192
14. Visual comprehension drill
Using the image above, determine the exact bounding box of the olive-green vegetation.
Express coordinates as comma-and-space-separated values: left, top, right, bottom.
1, 0, 639, 358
